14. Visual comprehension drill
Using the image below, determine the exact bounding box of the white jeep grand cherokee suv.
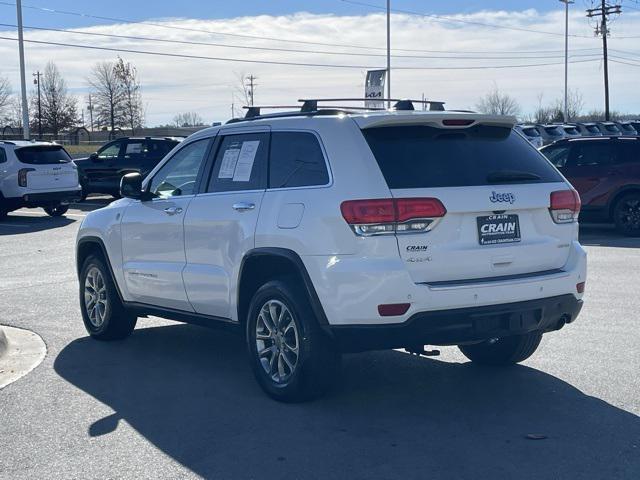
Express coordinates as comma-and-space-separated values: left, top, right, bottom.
75, 104, 586, 401
0, 141, 81, 218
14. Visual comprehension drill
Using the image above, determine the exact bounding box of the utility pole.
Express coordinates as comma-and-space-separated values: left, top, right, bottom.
32, 71, 42, 139
386, 0, 391, 109
87, 94, 94, 132
587, 1, 621, 121
16, 0, 29, 139
559, 0, 573, 123
246, 75, 257, 106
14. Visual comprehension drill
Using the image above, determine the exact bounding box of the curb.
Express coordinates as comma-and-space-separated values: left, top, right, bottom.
0, 327, 8, 358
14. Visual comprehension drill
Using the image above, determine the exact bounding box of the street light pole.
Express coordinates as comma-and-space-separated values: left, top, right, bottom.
32, 71, 42, 139
386, 0, 391, 109
560, 0, 573, 123
16, 0, 29, 139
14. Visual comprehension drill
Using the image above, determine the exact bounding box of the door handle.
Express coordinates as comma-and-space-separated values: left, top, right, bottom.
163, 206, 183, 215
232, 202, 256, 212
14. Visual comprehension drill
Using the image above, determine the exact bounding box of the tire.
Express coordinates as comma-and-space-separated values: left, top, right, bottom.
79, 254, 137, 341
43, 204, 69, 217
458, 331, 543, 366
246, 279, 340, 402
613, 193, 640, 237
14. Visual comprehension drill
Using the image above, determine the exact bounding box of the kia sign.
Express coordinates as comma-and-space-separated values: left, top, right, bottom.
365, 70, 386, 109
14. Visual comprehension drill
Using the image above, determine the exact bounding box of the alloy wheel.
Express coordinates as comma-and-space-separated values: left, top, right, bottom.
255, 299, 300, 383
84, 266, 108, 328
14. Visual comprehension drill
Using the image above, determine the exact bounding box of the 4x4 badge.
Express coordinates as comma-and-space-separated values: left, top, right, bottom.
489, 191, 515, 204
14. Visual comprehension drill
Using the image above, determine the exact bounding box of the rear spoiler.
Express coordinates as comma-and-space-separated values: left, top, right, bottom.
355, 114, 517, 130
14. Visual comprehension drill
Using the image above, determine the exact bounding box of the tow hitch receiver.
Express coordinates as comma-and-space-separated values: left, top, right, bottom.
405, 345, 441, 357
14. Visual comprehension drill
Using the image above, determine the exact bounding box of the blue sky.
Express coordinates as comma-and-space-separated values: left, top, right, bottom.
0, 1, 638, 125
1, 1, 569, 29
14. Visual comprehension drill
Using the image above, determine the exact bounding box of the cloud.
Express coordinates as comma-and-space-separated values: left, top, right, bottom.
0, 8, 638, 125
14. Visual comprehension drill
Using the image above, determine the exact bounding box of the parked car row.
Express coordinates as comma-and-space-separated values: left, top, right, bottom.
517, 121, 640, 146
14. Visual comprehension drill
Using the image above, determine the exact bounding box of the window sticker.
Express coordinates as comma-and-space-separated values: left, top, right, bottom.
218, 147, 241, 178
126, 143, 143, 154
232, 140, 260, 182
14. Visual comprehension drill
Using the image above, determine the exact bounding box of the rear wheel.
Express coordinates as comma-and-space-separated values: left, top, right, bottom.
79, 255, 137, 340
613, 193, 640, 237
246, 279, 340, 402
458, 331, 543, 365
43, 204, 69, 217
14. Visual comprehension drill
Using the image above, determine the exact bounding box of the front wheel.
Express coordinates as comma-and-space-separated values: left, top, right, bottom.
613, 193, 640, 237
43, 204, 69, 217
79, 255, 137, 340
246, 279, 340, 402
458, 331, 543, 366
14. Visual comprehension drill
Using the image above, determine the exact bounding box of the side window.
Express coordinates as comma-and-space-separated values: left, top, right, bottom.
542, 145, 570, 168
617, 143, 640, 164
269, 132, 329, 188
123, 140, 146, 161
97, 141, 122, 159
207, 133, 268, 193
0, 147, 6, 164
146, 140, 175, 160
149, 139, 210, 198
568, 142, 617, 167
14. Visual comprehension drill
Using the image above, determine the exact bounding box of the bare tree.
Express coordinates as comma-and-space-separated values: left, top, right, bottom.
476, 85, 520, 117
89, 61, 125, 139
231, 71, 255, 118
0, 75, 11, 116
555, 89, 584, 121
30, 62, 77, 137
114, 57, 144, 135
173, 112, 205, 127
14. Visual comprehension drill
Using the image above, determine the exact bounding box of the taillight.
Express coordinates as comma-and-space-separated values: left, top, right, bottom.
341, 198, 446, 236
18, 168, 35, 187
550, 189, 581, 224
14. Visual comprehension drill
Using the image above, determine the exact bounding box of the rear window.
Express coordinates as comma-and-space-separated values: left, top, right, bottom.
545, 127, 563, 136
15, 146, 71, 164
585, 125, 600, 134
564, 127, 579, 135
603, 124, 620, 133
522, 127, 540, 137
620, 124, 636, 133
362, 125, 564, 189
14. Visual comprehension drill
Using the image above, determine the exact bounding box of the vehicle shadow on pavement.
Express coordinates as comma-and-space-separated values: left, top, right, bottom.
0, 215, 75, 236
54, 324, 640, 480
579, 224, 640, 248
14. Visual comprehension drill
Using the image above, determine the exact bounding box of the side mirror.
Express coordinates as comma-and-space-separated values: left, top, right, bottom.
120, 172, 151, 201
89, 152, 100, 161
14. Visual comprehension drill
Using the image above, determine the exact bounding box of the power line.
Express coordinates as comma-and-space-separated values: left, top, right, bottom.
341, 0, 597, 38
0, 23, 611, 61
0, 1, 615, 55
0, 34, 604, 70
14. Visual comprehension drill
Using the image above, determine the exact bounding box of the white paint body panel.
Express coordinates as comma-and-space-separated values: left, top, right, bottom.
76, 110, 587, 329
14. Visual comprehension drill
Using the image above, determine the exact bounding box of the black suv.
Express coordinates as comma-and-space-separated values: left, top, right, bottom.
74, 137, 182, 198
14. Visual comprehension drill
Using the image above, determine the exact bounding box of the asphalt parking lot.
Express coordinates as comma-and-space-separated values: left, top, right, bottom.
0, 199, 639, 480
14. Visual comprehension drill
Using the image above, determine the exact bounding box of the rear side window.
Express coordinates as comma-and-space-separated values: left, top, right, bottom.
123, 140, 145, 161
568, 142, 617, 166
542, 145, 570, 168
269, 132, 329, 188
15, 146, 71, 164
362, 125, 564, 189
208, 133, 268, 193
147, 140, 176, 159
0, 147, 5, 164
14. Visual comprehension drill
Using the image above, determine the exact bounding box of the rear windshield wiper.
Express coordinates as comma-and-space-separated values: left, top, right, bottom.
486, 170, 542, 184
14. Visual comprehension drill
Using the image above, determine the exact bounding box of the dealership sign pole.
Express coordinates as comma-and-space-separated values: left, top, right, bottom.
16, 0, 29, 139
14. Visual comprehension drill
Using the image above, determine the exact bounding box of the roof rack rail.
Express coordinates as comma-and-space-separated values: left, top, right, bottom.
298, 98, 446, 112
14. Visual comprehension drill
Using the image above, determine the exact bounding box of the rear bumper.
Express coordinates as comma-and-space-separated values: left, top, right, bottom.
21, 189, 82, 206
328, 294, 583, 352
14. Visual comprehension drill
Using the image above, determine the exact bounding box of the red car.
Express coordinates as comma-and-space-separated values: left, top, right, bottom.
541, 136, 640, 236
